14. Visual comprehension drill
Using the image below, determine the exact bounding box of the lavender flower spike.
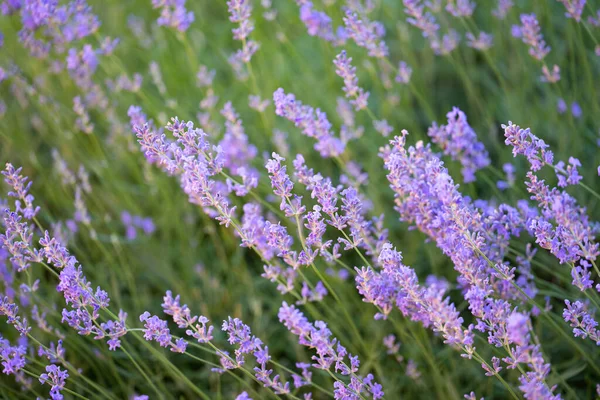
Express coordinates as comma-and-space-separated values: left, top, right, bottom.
273, 88, 345, 157
278, 302, 384, 399
2, 163, 40, 219
151, 0, 195, 32
333, 51, 369, 111
342, 10, 388, 58
427, 107, 490, 182
514, 14, 551, 60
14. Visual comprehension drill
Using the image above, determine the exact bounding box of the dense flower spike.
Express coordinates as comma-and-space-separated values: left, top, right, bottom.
342, 10, 388, 58
382, 132, 557, 397
427, 107, 490, 182
503, 122, 596, 268
333, 51, 369, 111
356, 243, 475, 352
513, 14, 551, 61
151, 0, 194, 32
446, 0, 476, 18
0, 335, 26, 375
557, 0, 586, 22
39, 364, 69, 400
140, 311, 187, 352
278, 302, 384, 399
2, 163, 40, 219
227, 0, 259, 78
296, 1, 345, 44
273, 88, 345, 157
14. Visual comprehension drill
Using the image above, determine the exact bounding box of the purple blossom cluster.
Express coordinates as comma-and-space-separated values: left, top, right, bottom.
511, 13, 560, 82
296, 1, 346, 45
4, 0, 600, 398
355, 243, 475, 350
333, 51, 369, 111
273, 88, 345, 157
512, 14, 550, 60
160, 291, 312, 396
39, 364, 69, 400
557, 0, 586, 22
10, 0, 100, 58
342, 9, 388, 58
1, 164, 128, 350
227, 0, 259, 80
151, 0, 194, 32
492, 0, 513, 19
402, 0, 461, 55
0, 335, 26, 375
503, 122, 599, 298
278, 302, 383, 399
120, 211, 155, 241
381, 132, 557, 398
446, 0, 476, 18
427, 107, 490, 182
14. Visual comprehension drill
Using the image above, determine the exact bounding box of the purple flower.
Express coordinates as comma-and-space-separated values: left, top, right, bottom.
395, 61, 412, 84
427, 107, 490, 182
298, 2, 343, 44
140, 311, 187, 353
589, 9, 600, 26
403, 0, 439, 38
162, 291, 215, 343
342, 10, 388, 58
236, 392, 252, 400
15, 0, 100, 57
278, 302, 383, 399
516, 14, 550, 60
2, 163, 40, 219
492, 0, 513, 19
227, 0, 259, 71
151, 0, 194, 32
430, 30, 461, 55
503, 122, 554, 171
507, 312, 529, 346
557, 98, 567, 114
273, 88, 344, 157
0, 336, 26, 375
571, 102, 582, 119
503, 122, 598, 268
496, 163, 516, 190
557, 0, 586, 22
39, 364, 68, 400
227, 0, 253, 40
1, 209, 43, 272
333, 51, 369, 111
541, 64, 560, 83
466, 32, 493, 51
446, 0, 475, 17
563, 300, 600, 344
382, 132, 557, 397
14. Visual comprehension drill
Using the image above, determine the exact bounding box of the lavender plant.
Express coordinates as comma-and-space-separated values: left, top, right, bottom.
2, 1, 600, 399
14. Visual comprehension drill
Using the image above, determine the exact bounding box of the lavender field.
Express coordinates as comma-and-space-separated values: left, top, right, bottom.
2, 1, 600, 399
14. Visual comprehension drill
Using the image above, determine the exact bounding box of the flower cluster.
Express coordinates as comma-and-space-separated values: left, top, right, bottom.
342, 9, 388, 58
333, 51, 369, 111
151, 0, 194, 32
381, 131, 556, 398
227, 0, 259, 79
427, 107, 490, 182
279, 302, 383, 399
273, 88, 345, 157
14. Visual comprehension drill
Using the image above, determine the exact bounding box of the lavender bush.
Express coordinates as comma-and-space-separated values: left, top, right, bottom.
1, 1, 600, 399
